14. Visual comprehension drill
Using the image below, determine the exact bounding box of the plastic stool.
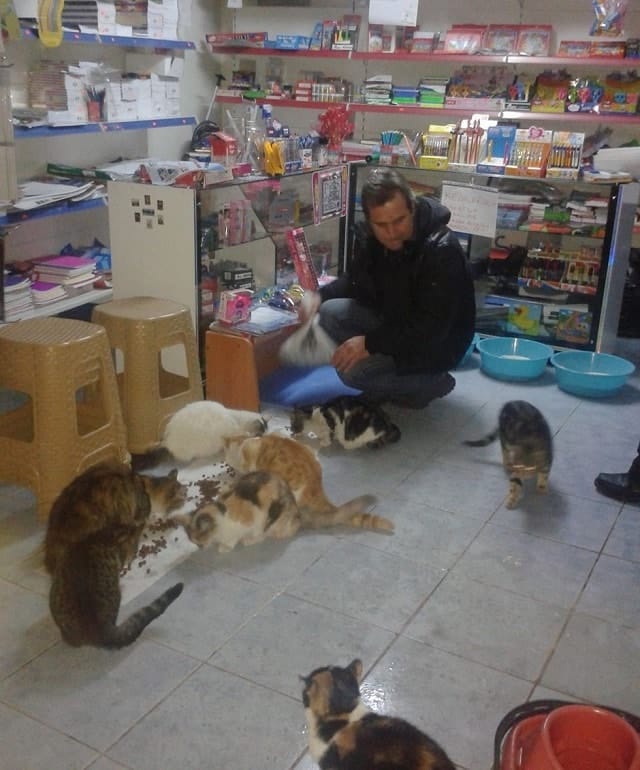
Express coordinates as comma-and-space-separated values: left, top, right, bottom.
92, 297, 203, 453
0, 317, 129, 520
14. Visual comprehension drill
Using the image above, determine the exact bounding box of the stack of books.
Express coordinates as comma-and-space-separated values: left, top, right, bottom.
3, 274, 34, 320
32, 255, 97, 293
31, 281, 68, 306
362, 74, 392, 105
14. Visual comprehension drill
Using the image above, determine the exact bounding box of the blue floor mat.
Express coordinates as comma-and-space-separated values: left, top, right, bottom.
259, 365, 362, 407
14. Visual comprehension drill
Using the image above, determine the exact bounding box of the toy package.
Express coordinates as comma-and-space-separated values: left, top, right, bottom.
477, 124, 517, 175
545, 131, 585, 180
505, 126, 553, 178
217, 289, 253, 325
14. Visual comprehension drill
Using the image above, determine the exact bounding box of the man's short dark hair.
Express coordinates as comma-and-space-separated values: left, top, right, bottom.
361, 168, 415, 219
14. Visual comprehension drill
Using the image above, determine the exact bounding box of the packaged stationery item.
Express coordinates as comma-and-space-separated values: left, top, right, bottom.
505, 126, 553, 178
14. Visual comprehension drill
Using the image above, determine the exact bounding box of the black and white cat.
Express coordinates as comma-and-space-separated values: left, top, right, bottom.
464, 400, 553, 509
290, 396, 401, 450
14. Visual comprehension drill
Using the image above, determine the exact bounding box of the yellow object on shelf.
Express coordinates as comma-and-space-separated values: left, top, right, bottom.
37, 0, 64, 47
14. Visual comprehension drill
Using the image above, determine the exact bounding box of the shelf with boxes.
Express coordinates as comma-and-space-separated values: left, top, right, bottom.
207, 39, 640, 126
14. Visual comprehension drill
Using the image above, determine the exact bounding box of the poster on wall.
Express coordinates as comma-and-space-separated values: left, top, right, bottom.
440, 182, 499, 240
312, 165, 348, 226
369, 0, 419, 27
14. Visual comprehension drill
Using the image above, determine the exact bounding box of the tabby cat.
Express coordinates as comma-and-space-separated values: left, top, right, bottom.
45, 461, 186, 649
223, 433, 393, 532
464, 400, 553, 509
44, 461, 185, 573
171, 470, 302, 552
301, 659, 456, 770
290, 396, 401, 450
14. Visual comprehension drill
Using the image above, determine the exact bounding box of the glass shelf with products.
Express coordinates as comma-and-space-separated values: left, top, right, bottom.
347, 162, 639, 352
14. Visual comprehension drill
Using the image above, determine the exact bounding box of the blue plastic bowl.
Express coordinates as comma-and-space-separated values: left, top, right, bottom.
551, 351, 635, 397
456, 333, 480, 368
476, 336, 553, 381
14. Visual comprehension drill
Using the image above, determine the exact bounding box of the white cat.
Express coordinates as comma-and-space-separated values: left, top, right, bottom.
131, 400, 267, 469
162, 400, 267, 463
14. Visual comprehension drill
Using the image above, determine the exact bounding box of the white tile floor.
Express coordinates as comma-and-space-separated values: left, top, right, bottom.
1, 340, 640, 770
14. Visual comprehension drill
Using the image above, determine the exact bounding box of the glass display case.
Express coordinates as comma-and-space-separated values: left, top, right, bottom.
347, 162, 639, 352
108, 165, 348, 365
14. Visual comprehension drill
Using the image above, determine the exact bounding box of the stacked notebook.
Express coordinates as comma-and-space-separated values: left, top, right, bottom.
3, 274, 34, 320
31, 281, 68, 305
33, 255, 97, 289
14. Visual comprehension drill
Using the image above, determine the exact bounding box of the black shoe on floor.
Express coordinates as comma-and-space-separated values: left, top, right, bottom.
594, 471, 640, 503
390, 373, 456, 409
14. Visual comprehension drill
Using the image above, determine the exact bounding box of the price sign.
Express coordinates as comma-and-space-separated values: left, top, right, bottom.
441, 183, 498, 239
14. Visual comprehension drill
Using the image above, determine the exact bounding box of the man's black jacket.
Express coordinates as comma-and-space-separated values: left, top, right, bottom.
319, 196, 476, 374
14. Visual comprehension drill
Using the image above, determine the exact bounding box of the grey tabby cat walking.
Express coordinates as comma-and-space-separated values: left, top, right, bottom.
464, 400, 553, 509
301, 659, 456, 770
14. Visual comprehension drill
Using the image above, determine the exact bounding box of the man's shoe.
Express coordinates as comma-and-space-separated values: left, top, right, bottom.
594, 472, 640, 503
390, 373, 456, 409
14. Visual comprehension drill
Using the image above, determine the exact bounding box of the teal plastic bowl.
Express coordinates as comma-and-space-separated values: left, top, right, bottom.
476, 336, 553, 381
551, 351, 635, 397
457, 333, 480, 368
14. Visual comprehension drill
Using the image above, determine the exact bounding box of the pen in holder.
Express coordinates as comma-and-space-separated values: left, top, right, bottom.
85, 86, 105, 122
379, 130, 403, 165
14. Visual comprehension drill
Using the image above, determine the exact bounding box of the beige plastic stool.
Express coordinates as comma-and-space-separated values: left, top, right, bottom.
0, 317, 129, 520
92, 297, 203, 454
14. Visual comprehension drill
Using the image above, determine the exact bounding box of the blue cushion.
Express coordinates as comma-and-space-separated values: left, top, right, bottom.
259, 365, 362, 407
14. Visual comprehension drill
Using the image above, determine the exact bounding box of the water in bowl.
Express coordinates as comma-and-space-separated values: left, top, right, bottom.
501, 354, 530, 360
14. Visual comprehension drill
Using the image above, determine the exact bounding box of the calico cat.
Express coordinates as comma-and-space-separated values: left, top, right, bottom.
45, 461, 186, 649
44, 461, 185, 574
464, 400, 553, 509
131, 400, 268, 470
290, 396, 401, 450
171, 470, 302, 552
301, 658, 456, 770
224, 433, 393, 532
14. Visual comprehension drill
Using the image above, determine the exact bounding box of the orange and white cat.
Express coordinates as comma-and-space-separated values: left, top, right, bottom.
171, 470, 302, 552
223, 433, 393, 532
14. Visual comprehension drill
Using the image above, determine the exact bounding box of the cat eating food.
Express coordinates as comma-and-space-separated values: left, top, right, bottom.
171, 470, 302, 551
131, 399, 268, 470
224, 433, 393, 532
290, 395, 401, 450
464, 400, 553, 509
45, 461, 186, 649
301, 658, 456, 770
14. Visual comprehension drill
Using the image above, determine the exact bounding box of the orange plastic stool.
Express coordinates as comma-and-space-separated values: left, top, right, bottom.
92, 297, 203, 453
0, 317, 129, 519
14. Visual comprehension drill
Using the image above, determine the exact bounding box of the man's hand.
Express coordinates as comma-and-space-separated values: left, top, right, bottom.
331, 336, 369, 373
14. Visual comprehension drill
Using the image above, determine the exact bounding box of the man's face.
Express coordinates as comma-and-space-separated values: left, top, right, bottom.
366, 191, 414, 253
